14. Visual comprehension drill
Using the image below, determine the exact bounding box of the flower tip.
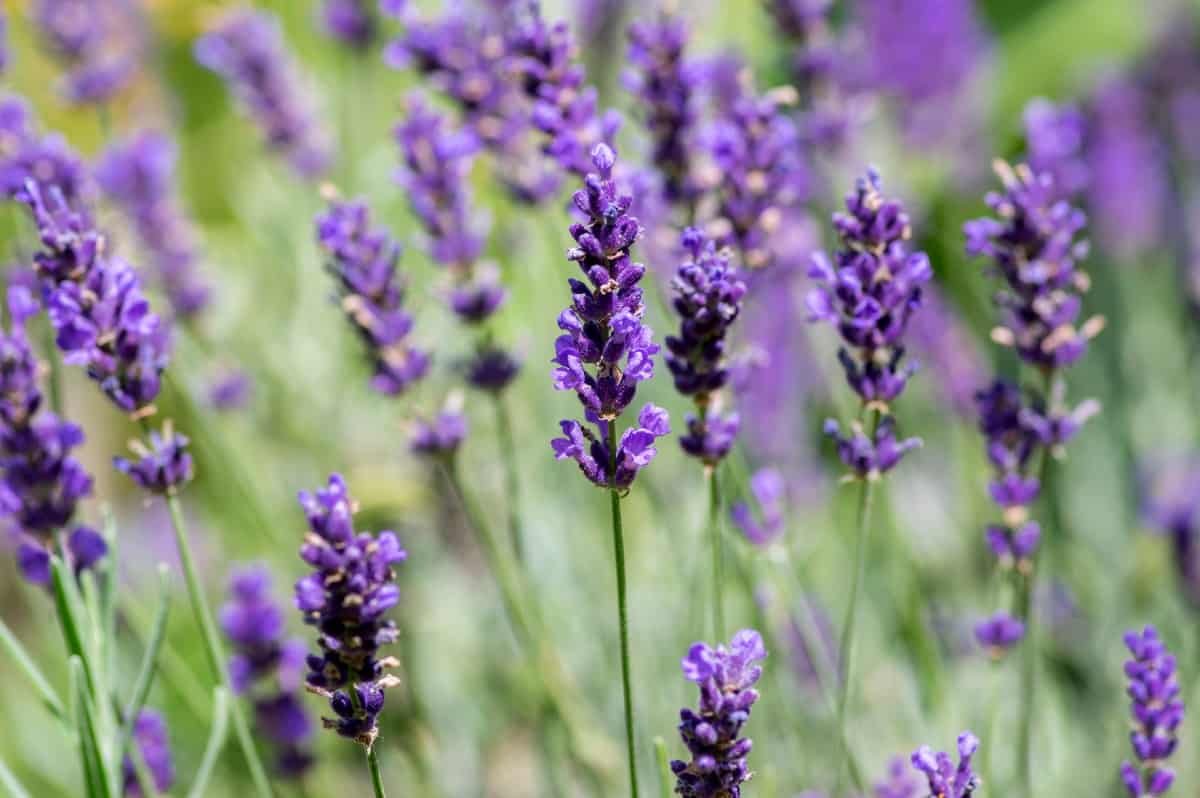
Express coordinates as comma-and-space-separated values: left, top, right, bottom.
590, 142, 616, 173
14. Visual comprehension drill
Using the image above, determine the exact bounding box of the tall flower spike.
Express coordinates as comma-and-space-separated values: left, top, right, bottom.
294, 474, 406, 748
221, 564, 315, 778
96, 130, 210, 319
549, 144, 669, 489
195, 10, 330, 178
669, 629, 766, 798
315, 197, 429, 396
666, 227, 746, 465
910, 731, 980, 798
964, 160, 1102, 371
1120, 626, 1183, 798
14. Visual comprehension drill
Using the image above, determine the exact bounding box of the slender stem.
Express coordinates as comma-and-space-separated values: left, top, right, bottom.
1016, 569, 1035, 798
493, 395, 525, 563
707, 463, 724, 639
42, 323, 63, 416
366, 748, 386, 798
164, 495, 275, 798
607, 421, 639, 798
652, 737, 672, 798
834, 471, 877, 790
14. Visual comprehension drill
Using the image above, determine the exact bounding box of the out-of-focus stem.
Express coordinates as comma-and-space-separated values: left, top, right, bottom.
607, 421, 639, 798
493, 394, 526, 563
707, 462, 724, 639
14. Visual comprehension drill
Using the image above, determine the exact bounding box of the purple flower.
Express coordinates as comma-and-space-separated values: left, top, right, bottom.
709, 86, 807, 269
315, 198, 429, 396
207, 368, 253, 411
113, 422, 193, 496
122, 709, 175, 797
95, 131, 210, 319
550, 145, 667, 489
1120, 626, 1183, 797
0, 97, 88, 203
910, 732, 980, 798
624, 13, 699, 208
670, 629, 766, 798
823, 417, 921, 480
463, 347, 521, 393
974, 611, 1026, 657
807, 169, 930, 406
221, 564, 314, 778
320, 0, 376, 49
294, 474, 406, 748
964, 160, 1102, 371
874, 756, 920, 798
410, 410, 467, 457
33, 0, 141, 105
195, 10, 330, 178
731, 468, 786, 546
1023, 98, 1088, 201
768, 0, 852, 151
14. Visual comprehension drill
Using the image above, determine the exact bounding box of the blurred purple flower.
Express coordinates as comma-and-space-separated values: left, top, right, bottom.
33, 0, 142, 105
1119, 626, 1182, 797
1023, 98, 1088, 201
122, 709, 175, 797
410, 410, 467, 457
320, 0, 376, 50
1141, 457, 1200, 608
113, 422, 194, 496
875, 755, 920, 798
974, 611, 1025, 657
207, 368, 253, 412
731, 469, 786, 546
906, 286, 986, 417
0, 95, 89, 204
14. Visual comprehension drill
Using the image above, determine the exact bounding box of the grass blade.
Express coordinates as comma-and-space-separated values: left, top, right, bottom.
121, 564, 171, 750
186, 688, 230, 798
0, 755, 32, 798
51, 557, 94, 694
0, 616, 64, 720
70, 657, 112, 798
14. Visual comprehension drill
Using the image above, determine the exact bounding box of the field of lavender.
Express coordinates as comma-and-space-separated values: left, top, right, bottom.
0, 0, 1197, 796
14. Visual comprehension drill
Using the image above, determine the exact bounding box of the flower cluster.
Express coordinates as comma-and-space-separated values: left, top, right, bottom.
315, 198, 429, 396
113, 421, 194, 496
822, 417, 921, 481
709, 85, 807, 269
549, 144, 669, 489
1119, 626, 1183, 798
666, 228, 746, 464
670, 629, 766, 798
974, 611, 1026, 658
32, 0, 140, 104
874, 756, 919, 798
625, 14, 699, 209
910, 732, 980, 798
964, 160, 1102, 371
221, 565, 315, 778
0, 96, 88, 203
122, 709, 176, 797
294, 475, 406, 747
195, 10, 329, 178
320, 0, 376, 50
96, 130, 210, 319
0, 286, 105, 584
506, 5, 621, 179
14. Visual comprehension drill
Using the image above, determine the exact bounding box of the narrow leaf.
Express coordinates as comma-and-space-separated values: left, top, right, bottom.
0, 616, 64, 719
0, 755, 33, 798
653, 737, 672, 798
70, 657, 112, 798
52, 558, 94, 695
186, 688, 230, 798
122, 565, 171, 756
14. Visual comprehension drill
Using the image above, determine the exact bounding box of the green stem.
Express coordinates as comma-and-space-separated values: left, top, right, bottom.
366, 748, 386, 798
653, 737, 672, 798
607, 421, 639, 798
164, 495, 275, 798
43, 323, 63, 416
1016, 569, 1035, 798
707, 464, 724, 639
493, 395, 526, 563
834, 472, 877, 791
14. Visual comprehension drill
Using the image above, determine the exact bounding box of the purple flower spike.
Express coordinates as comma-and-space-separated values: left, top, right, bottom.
731, 468, 786, 546
1120, 626, 1183, 797
33, 0, 140, 105
122, 709, 175, 797
410, 410, 467, 457
113, 422, 193, 496
1023, 98, 1088, 202
974, 611, 1025, 657
195, 10, 330, 178
824, 417, 921, 480
0, 98, 88, 203
221, 564, 314, 778
295, 474, 405, 748
96, 131, 210, 319
670, 629, 766, 797
910, 731, 980, 798
315, 198, 429, 397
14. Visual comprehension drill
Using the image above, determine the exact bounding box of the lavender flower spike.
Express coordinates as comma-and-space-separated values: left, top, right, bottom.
670, 629, 766, 797
294, 474, 406, 748
195, 10, 330, 178
667, 227, 746, 465
550, 143, 668, 488
910, 731, 980, 798
113, 420, 194, 496
315, 197, 429, 396
1120, 626, 1183, 798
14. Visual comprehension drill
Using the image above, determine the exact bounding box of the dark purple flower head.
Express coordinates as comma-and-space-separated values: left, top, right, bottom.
709, 86, 807, 270
295, 474, 405, 747
464, 346, 521, 393
221, 564, 314, 778
807, 169, 930, 406
410, 410, 467, 457
551, 403, 669, 490
964, 160, 1102, 371
96, 130, 209, 319
624, 13, 699, 207
122, 709, 175, 797
315, 198, 429, 396
1023, 98, 1088, 201
731, 468, 787, 546
321, 0, 376, 49
824, 417, 921, 480
1120, 626, 1183, 797
974, 611, 1025, 657
195, 10, 329, 178
670, 629, 766, 798
113, 422, 193, 496
910, 732, 980, 798
679, 411, 739, 465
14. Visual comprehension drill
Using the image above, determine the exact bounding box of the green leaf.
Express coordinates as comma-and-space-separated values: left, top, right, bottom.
0, 616, 65, 720
0, 755, 33, 798
653, 737, 672, 798
186, 688, 230, 798
69, 657, 113, 798
52, 558, 94, 695
121, 565, 171, 757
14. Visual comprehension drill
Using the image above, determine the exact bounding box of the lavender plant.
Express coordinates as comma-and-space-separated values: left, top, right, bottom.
910, 732, 980, 797
1119, 626, 1183, 798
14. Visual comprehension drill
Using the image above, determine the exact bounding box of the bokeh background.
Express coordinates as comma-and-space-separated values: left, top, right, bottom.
2, 0, 1200, 795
